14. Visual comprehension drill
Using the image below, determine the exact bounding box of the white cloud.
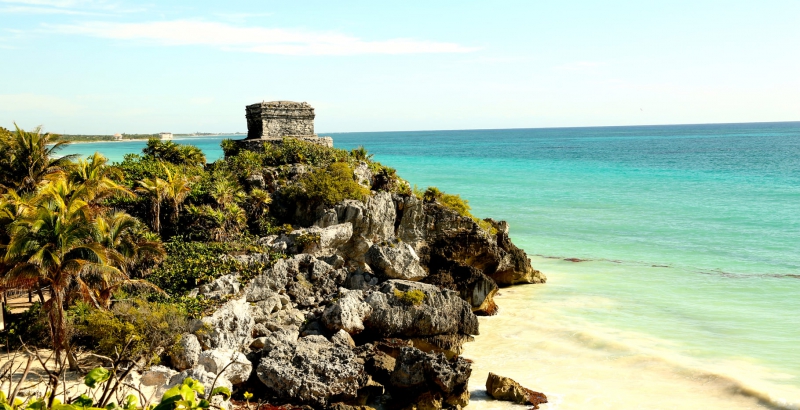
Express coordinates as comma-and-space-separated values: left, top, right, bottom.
49, 20, 479, 55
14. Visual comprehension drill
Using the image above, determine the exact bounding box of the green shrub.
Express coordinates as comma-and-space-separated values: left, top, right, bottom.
0, 302, 50, 349
261, 137, 349, 167
294, 231, 321, 249
142, 138, 206, 167
147, 238, 276, 296
423, 187, 471, 216
74, 300, 189, 364
296, 162, 370, 207
393, 289, 426, 306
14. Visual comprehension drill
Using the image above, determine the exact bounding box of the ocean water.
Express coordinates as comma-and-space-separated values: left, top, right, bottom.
60, 123, 800, 409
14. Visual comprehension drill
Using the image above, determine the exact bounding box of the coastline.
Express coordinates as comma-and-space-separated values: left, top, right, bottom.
463, 256, 800, 410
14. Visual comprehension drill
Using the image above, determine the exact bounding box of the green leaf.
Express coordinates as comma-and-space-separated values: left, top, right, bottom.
84, 367, 111, 388
181, 378, 204, 395
197, 400, 210, 409
209, 386, 231, 399
122, 395, 138, 410
74, 395, 94, 408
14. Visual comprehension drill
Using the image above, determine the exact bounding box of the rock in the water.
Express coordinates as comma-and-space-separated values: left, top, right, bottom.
485, 372, 548, 408
170, 333, 202, 371
167, 367, 232, 393
364, 280, 479, 338
365, 240, 428, 281
192, 297, 254, 352
141, 365, 177, 386
257, 335, 363, 406
198, 349, 253, 385
322, 288, 372, 334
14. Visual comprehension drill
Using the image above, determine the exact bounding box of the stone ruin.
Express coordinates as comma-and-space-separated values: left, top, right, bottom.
238, 101, 332, 150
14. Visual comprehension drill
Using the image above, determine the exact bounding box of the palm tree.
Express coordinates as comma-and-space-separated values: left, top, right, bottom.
69, 152, 131, 204
93, 211, 165, 307
2, 176, 119, 362
136, 176, 169, 234
162, 165, 194, 224
0, 124, 76, 193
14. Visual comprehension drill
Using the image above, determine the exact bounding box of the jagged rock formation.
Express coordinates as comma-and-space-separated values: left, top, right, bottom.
157, 133, 547, 409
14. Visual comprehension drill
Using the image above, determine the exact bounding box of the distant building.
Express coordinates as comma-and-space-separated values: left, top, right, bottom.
159, 132, 173, 141
113, 133, 124, 141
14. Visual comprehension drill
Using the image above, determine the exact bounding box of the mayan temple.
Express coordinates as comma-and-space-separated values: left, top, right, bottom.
238, 101, 332, 149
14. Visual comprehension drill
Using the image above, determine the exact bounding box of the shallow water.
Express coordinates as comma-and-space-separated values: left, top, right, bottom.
60, 123, 800, 407
463, 257, 800, 410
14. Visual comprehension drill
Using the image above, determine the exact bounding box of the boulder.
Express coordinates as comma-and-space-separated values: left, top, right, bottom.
246, 265, 291, 302
331, 329, 356, 347
141, 365, 177, 386
395, 194, 427, 248
198, 349, 253, 385
387, 346, 471, 408
322, 288, 372, 334
485, 372, 548, 409
259, 328, 300, 354
167, 367, 232, 393
409, 334, 475, 359
192, 297, 254, 352
188, 274, 240, 300
283, 254, 348, 308
364, 280, 479, 338
421, 203, 545, 287
257, 335, 363, 406
325, 191, 396, 261
170, 333, 202, 371
423, 263, 499, 315
365, 240, 428, 281
353, 161, 373, 187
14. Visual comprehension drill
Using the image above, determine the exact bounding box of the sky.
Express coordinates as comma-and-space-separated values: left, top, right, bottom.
1, 0, 799, 134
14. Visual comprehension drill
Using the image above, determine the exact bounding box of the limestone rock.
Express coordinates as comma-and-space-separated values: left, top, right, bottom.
365, 240, 428, 281
170, 333, 201, 371
167, 367, 232, 393
141, 365, 177, 386
257, 335, 363, 406
364, 280, 479, 338
387, 346, 472, 408
423, 263, 499, 315
396, 194, 427, 248
246, 265, 290, 302
331, 329, 356, 347
322, 288, 372, 334
326, 191, 396, 261
354, 161, 373, 187
282, 254, 348, 308
189, 274, 240, 300
410, 334, 475, 359
198, 349, 253, 385
485, 372, 548, 408
192, 297, 254, 352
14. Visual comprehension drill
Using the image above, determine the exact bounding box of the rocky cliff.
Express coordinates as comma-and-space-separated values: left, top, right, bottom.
157, 151, 545, 409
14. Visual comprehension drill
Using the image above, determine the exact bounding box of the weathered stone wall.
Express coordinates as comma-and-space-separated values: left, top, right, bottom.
246, 101, 315, 140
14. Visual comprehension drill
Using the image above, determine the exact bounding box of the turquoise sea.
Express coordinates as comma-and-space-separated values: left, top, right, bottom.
60, 123, 800, 409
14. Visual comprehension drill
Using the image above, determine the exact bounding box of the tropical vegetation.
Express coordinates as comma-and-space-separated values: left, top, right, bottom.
0, 125, 490, 404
